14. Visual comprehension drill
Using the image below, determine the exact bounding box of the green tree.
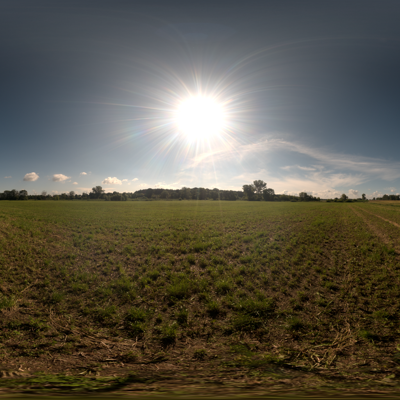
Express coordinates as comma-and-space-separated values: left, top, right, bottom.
299, 192, 309, 201
210, 189, 219, 200
362, 193, 366, 200
263, 188, 275, 201
253, 180, 267, 195
92, 186, 104, 198
160, 190, 170, 199
243, 184, 256, 200
19, 190, 28, 200
340, 193, 348, 201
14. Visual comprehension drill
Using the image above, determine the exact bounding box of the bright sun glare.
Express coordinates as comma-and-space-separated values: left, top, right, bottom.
176, 96, 225, 140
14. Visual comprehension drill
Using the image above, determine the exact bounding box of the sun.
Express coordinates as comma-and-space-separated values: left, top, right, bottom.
175, 96, 225, 140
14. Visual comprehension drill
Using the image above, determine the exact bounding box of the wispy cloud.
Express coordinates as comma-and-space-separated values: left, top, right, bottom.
52, 174, 70, 182
132, 178, 139, 181
4, 176, 11, 179
80, 172, 87, 176
23, 172, 39, 181
281, 165, 316, 171
190, 138, 400, 182
73, 182, 78, 185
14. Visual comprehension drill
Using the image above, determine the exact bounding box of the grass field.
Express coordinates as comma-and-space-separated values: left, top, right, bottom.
1, 200, 400, 396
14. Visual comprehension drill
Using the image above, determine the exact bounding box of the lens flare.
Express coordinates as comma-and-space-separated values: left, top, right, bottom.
175, 96, 225, 141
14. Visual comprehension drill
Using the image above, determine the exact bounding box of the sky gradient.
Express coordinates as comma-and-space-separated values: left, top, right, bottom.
2, 0, 400, 198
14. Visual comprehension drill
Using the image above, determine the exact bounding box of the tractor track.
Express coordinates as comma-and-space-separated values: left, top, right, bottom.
349, 206, 400, 253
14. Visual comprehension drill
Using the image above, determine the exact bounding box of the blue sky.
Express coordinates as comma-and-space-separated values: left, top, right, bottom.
2, 0, 400, 199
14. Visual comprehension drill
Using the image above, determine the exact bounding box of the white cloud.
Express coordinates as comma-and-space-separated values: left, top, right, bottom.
122, 179, 128, 182
153, 181, 181, 189
52, 174, 70, 182
80, 172, 87, 176
348, 189, 359, 198
4, 176, 11, 179
51, 190, 59, 195
372, 191, 382, 198
77, 187, 92, 193
132, 178, 139, 181
102, 177, 122, 185
23, 172, 39, 181
73, 182, 78, 185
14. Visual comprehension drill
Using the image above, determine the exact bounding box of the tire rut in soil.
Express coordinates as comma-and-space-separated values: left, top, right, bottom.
349, 206, 400, 254
360, 207, 400, 228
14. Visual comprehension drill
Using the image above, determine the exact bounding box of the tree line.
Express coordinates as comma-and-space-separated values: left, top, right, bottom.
0, 180, 320, 202
374, 194, 400, 201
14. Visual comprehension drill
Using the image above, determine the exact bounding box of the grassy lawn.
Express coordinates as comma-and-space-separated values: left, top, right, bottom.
1, 200, 400, 395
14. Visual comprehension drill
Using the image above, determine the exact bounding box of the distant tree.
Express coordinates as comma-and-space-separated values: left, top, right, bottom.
210, 189, 219, 200
382, 194, 389, 200
299, 192, 309, 201
146, 188, 153, 199
19, 190, 28, 200
180, 187, 191, 200
69, 190, 75, 199
263, 188, 275, 201
243, 184, 256, 200
198, 188, 207, 200
340, 193, 348, 201
9, 189, 19, 200
92, 186, 104, 198
362, 193, 366, 200
253, 180, 267, 195
160, 190, 170, 199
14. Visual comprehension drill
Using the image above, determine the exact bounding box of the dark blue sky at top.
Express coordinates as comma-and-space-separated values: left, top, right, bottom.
1, 0, 400, 198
